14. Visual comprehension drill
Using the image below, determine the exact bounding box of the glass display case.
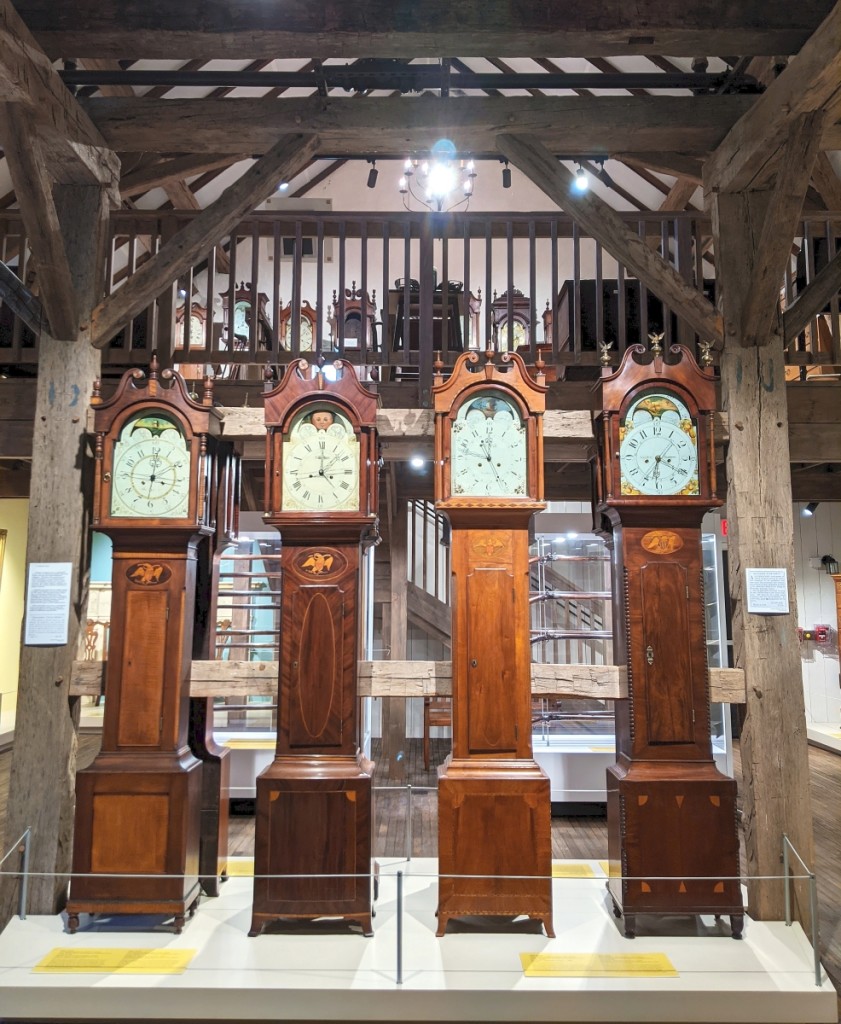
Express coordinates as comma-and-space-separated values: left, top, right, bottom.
530, 510, 733, 806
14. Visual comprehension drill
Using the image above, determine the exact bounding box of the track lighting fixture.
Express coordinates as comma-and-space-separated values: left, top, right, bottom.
572, 164, 589, 193
366, 159, 378, 189
803, 501, 819, 517
502, 160, 512, 189
596, 159, 616, 190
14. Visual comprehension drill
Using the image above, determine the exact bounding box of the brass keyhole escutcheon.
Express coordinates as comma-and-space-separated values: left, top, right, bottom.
471, 658, 478, 668
646, 645, 654, 665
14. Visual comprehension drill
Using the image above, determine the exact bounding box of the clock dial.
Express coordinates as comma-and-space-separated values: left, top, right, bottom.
282, 405, 360, 511
619, 391, 699, 496
450, 390, 527, 497
233, 300, 250, 339
110, 412, 191, 518
189, 314, 204, 348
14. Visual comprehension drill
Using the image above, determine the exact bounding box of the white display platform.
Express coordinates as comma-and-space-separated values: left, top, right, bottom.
807, 722, 841, 756
0, 859, 834, 1023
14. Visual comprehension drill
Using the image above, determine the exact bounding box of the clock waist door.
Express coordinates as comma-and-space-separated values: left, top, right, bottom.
452, 529, 532, 760
102, 549, 196, 755
277, 544, 359, 758
622, 532, 712, 762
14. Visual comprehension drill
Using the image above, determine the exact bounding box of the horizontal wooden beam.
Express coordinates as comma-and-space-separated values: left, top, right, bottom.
0, 0, 119, 193
70, 658, 746, 704
91, 133, 318, 347
80, 95, 759, 157
120, 153, 245, 199
497, 132, 723, 344
704, 1, 841, 194
17, 0, 835, 60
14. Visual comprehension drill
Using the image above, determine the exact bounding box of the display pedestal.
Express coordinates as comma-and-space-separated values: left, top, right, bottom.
606, 758, 743, 938
436, 757, 554, 937
250, 754, 373, 937
67, 751, 202, 933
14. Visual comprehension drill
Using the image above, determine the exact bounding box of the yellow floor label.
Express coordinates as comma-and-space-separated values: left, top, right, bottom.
521, 952, 678, 978
552, 862, 595, 878
588, 745, 615, 752
599, 860, 613, 877
34, 948, 195, 974
223, 739, 276, 749
226, 858, 255, 877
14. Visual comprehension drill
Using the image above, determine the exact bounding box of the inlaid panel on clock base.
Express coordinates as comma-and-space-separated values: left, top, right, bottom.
249, 754, 374, 937
67, 751, 202, 933
436, 758, 554, 937
606, 759, 743, 939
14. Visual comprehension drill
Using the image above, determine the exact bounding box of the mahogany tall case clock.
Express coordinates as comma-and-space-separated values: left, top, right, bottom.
68, 358, 223, 933
250, 358, 379, 936
432, 349, 554, 937
593, 340, 743, 938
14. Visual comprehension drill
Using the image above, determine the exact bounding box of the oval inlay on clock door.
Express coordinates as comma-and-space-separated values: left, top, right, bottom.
125, 561, 171, 585
295, 591, 337, 741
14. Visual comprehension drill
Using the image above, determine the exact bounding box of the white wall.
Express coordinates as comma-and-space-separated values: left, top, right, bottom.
793, 500, 841, 723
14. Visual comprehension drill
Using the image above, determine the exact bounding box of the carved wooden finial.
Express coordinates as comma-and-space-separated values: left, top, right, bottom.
368, 364, 380, 382
484, 346, 495, 363
534, 352, 546, 381
648, 331, 664, 358
599, 340, 613, 366
148, 351, 160, 380
433, 352, 444, 382
91, 377, 102, 403
202, 374, 214, 406
698, 340, 714, 368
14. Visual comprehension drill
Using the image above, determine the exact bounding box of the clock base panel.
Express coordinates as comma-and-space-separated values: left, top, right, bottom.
250, 754, 374, 937
436, 760, 554, 937
68, 756, 202, 931
605, 763, 743, 937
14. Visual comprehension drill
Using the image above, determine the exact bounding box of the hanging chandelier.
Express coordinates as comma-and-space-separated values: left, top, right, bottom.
398, 156, 477, 213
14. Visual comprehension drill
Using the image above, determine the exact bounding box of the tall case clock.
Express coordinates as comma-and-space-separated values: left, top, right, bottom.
68, 358, 223, 933
433, 349, 554, 938
593, 341, 743, 938
250, 358, 379, 937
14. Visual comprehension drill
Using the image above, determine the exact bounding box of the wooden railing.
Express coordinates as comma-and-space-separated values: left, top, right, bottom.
1, 209, 838, 396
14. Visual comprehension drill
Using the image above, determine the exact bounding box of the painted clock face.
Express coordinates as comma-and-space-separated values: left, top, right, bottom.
450, 389, 527, 497
110, 412, 191, 518
189, 314, 204, 348
619, 390, 699, 496
281, 405, 360, 512
233, 300, 250, 339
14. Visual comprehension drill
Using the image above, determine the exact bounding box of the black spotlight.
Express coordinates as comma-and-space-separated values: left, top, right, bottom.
502, 160, 512, 189
803, 501, 819, 517
367, 160, 378, 189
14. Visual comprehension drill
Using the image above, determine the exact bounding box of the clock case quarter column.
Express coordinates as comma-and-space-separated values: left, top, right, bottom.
594, 344, 743, 939
250, 359, 379, 937
68, 365, 223, 933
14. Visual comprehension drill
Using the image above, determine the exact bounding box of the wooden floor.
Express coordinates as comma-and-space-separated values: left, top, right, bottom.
1, 731, 840, 1011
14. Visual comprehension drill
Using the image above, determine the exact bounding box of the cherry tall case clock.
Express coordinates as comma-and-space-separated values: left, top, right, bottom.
433, 349, 554, 938
68, 359, 222, 933
593, 341, 743, 939
250, 359, 379, 937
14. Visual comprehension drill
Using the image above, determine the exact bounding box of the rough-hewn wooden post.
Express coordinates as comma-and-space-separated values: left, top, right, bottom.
0, 185, 108, 924
712, 190, 814, 924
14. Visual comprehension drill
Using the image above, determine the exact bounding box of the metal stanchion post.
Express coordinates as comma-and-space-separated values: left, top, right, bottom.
396, 870, 404, 985
18, 827, 31, 921
809, 870, 821, 987
405, 784, 413, 862
782, 834, 791, 927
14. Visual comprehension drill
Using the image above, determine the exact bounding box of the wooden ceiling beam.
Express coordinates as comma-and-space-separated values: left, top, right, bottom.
704, 1, 841, 194
15, 0, 835, 60
0, 257, 48, 335
80, 94, 760, 157
0, 0, 119, 195
737, 112, 824, 347
91, 133, 318, 347
497, 132, 723, 344
120, 154, 244, 198
783, 247, 841, 346
614, 152, 704, 185
0, 104, 81, 337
